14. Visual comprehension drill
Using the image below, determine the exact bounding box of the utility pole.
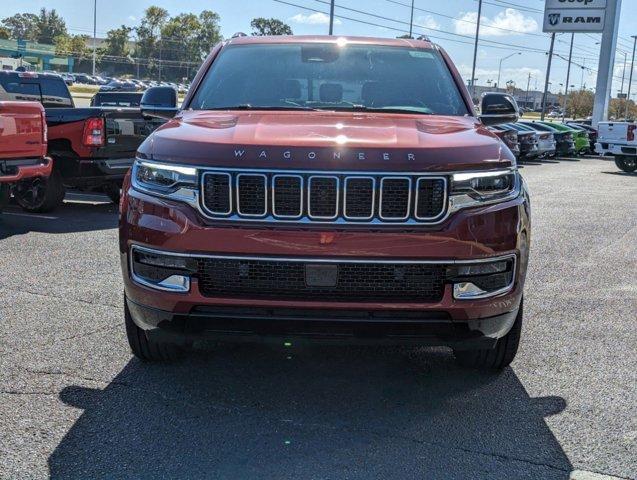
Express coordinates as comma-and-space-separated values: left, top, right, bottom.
562, 33, 574, 122
541, 32, 556, 121
525, 72, 531, 109
328, 0, 335, 35
92, 0, 97, 76
619, 51, 627, 96
626, 35, 637, 120
408, 0, 415, 39
470, 0, 482, 99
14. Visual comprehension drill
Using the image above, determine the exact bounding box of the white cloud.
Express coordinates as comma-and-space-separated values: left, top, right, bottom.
454, 8, 538, 37
289, 12, 342, 25
128, 15, 137, 22
415, 15, 440, 31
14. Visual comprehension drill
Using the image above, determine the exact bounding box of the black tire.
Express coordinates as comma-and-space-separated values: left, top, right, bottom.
0, 184, 10, 213
125, 298, 185, 362
454, 300, 523, 370
615, 155, 637, 173
14, 169, 65, 213
103, 183, 121, 205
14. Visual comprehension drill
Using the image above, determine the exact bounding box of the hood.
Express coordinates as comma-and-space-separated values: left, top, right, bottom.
139, 110, 512, 171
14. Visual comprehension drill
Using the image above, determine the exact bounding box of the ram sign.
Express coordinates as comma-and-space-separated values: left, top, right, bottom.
543, 0, 607, 32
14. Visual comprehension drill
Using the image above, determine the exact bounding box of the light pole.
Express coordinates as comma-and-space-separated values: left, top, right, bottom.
91, 0, 97, 76
328, 0, 335, 35
408, 0, 415, 39
626, 35, 637, 120
470, 0, 482, 99
497, 52, 520, 90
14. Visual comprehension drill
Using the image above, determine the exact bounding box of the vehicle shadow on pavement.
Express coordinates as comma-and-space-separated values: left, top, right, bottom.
0, 199, 117, 240
49, 345, 572, 479
602, 170, 637, 177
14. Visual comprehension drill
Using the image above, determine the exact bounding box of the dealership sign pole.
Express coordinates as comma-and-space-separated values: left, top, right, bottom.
543, 0, 621, 125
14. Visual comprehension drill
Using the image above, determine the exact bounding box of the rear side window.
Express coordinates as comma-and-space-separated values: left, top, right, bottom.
0, 74, 72, 108
38, 78, 72, 108
0, 76, 41, 102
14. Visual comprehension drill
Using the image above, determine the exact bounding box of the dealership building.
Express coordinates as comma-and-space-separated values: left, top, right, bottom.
0, 38, 75, 72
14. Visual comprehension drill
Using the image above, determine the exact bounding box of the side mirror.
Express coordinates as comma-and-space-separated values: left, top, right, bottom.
140, 86, 178, 119
478, 92, 519, 126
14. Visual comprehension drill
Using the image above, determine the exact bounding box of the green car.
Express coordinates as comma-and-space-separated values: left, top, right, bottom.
537, 121, 589, 155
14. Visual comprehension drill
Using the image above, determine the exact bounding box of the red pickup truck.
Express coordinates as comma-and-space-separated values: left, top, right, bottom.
120, 36, 530, 371
0, 101, 52, 212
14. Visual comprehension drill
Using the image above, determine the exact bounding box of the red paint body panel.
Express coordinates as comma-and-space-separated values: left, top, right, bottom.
0, 101, 47, 160
0, 101, 52, 183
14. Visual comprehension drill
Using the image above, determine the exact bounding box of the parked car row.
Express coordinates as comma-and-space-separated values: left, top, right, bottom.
39, 71, 190, 94
490, 119, 597, 162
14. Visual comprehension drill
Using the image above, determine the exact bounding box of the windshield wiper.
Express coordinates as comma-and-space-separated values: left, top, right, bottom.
208, 104, 319, 111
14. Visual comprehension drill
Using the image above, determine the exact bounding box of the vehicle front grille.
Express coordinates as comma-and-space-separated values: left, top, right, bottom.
196, 257, 446, 302
201, 169, 447, 224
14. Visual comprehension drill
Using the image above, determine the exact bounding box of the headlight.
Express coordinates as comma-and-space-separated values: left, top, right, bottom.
131, 159, 198, 199
449, 169, 521, 210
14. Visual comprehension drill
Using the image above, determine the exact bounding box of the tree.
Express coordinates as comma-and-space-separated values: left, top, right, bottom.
34, 8, 67, 44
1, 13, 39, 40
135, 6, 169, 78
0, 26, 10, 40
609, 97, 637, 120
54, 34, 91, 70
250, 18, 292, 36
102, 25, 132, 58
197, 10, 222, 57
564, 89, 594, 119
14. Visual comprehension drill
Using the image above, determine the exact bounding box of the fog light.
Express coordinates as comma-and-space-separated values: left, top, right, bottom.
450, 256, 516, 300
453, 282, 488, 299
156, 275, 190, 292
130, 246, 194, 293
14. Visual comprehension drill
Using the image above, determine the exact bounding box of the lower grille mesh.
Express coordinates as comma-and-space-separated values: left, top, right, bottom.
196, 258, 445, 302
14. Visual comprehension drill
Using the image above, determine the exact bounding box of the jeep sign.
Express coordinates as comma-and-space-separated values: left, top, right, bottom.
545, 0, 607, 8
543, 7, 606, 32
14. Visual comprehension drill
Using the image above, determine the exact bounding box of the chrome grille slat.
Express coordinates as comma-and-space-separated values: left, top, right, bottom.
379, 177, 411, 220
200, 169, 447, 225
236, 173, 267, 217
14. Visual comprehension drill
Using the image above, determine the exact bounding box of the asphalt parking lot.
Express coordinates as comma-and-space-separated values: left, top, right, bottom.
0, 156, 635, 480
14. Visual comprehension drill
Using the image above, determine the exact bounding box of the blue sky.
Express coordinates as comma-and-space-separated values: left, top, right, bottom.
4, 0, 636, 94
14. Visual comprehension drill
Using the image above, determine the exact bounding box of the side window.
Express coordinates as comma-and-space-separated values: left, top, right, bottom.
39, 78, 72, 108
0, 76, 41, 102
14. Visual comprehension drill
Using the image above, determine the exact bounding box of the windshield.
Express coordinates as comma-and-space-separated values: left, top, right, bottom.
189, 43, 468, 116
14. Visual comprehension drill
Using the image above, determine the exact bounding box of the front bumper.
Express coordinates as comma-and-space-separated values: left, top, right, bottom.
0, 157, 52, 183
595, 142, 637, 157
120, 177, 530, 348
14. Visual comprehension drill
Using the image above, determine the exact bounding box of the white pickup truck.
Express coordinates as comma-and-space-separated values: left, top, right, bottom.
595, 121, 637, 172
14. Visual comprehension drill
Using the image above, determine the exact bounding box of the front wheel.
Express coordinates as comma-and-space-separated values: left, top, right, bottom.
615, 155, 637, 173
454, 300, 523, 370
14, 169, 66, 213
125, 298, 186, 362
